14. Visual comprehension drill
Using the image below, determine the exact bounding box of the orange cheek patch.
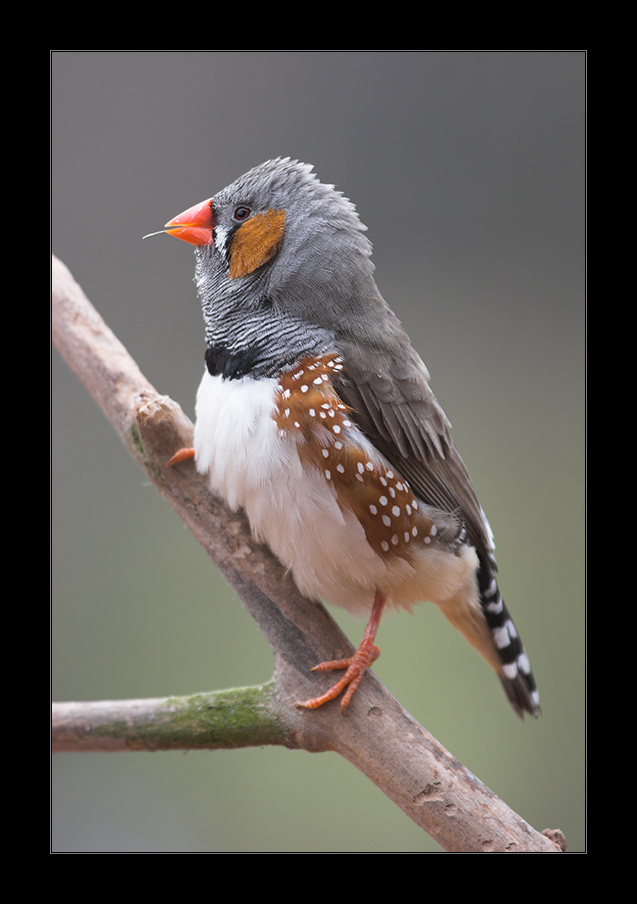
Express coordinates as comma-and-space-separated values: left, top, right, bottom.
228, 209, 287, 279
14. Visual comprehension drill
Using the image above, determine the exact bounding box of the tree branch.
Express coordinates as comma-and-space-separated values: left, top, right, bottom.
52, 684, 291, 752
51, 254, 565, 853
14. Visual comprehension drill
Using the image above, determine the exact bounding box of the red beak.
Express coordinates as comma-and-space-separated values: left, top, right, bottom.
164, 198, 215, 246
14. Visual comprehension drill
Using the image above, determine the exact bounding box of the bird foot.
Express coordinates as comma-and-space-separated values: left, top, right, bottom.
167, 446, 195, 467
297, 639, 381, 714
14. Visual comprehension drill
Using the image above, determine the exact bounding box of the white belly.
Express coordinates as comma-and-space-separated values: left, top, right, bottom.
194, 370, 478, 617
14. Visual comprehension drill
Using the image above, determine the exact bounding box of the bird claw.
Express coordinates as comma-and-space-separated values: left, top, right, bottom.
297, 642, 381, 714
167, 446, 195, 467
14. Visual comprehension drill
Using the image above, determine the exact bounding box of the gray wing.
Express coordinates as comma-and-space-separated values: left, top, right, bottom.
335, 328, 497, 568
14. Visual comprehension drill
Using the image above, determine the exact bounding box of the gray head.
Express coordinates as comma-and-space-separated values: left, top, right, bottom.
165, 158, 396, 378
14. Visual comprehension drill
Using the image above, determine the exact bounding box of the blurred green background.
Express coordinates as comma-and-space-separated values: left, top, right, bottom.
52, 51, 585, 853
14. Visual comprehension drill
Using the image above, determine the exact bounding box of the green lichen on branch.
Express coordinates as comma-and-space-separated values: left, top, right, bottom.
53, 682, 294, 754
163, 683, 291, 751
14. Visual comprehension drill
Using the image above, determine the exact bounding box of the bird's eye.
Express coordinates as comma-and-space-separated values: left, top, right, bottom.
233, 205, 251, 222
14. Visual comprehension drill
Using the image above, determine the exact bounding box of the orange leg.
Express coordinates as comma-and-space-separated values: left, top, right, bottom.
167, 447, 195, 467
297, 590, 387, 714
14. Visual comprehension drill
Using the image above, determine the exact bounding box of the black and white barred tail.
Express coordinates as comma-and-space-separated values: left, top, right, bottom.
478, 564, 540, 719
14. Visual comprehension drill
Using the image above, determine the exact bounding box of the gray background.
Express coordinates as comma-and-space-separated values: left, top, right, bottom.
52, 51, 585, 853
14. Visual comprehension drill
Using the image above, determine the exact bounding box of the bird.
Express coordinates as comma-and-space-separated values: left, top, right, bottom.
159, 157, 540, 719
